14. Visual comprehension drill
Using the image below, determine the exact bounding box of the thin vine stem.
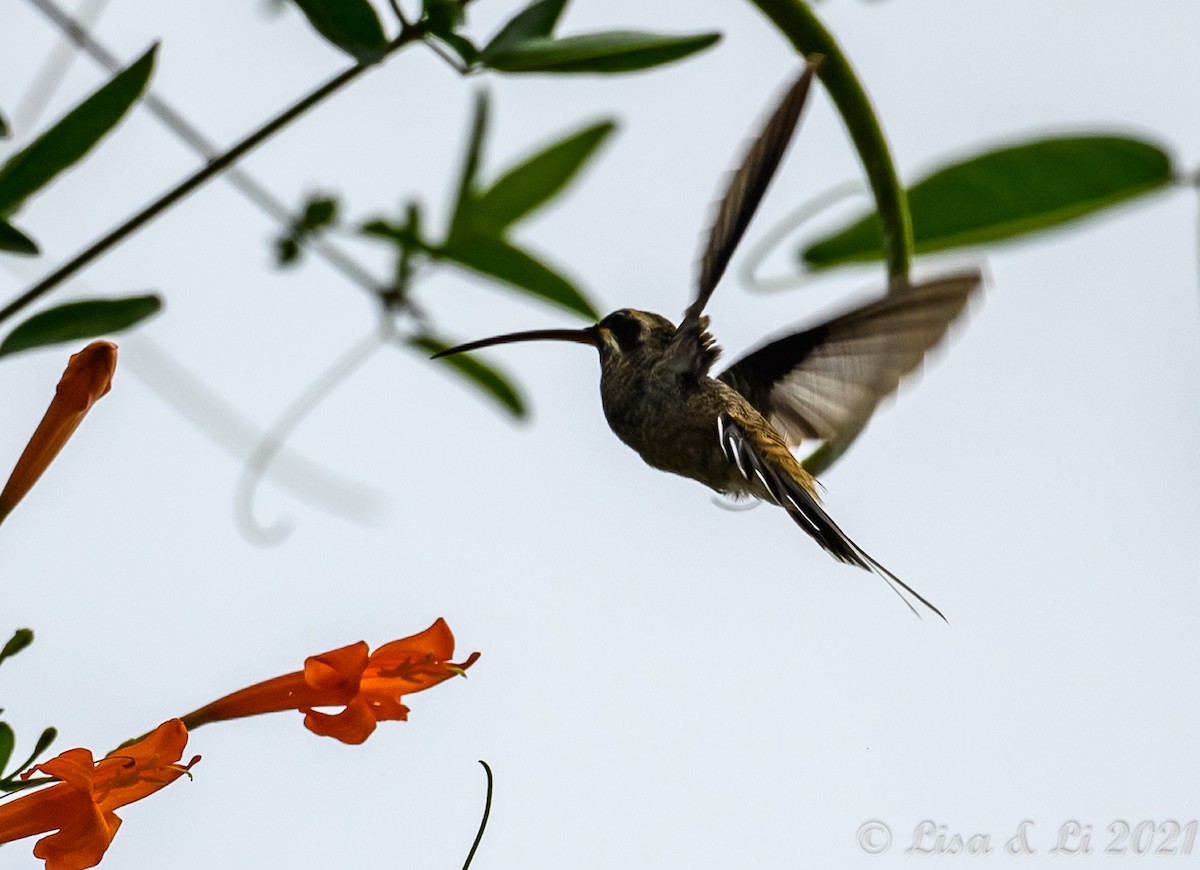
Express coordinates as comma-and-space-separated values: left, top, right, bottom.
747, 0, 913, 287
234, 327, 386, 543
747, 0, 917, 476
462, 760, 494, 870
0, 25, 427, 327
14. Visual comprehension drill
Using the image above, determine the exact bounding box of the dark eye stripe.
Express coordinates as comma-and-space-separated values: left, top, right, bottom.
601, 311, 641, 351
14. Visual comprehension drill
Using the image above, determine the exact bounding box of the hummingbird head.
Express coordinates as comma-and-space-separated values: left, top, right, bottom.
593, 309, 677, 369
429, 308, 679, 371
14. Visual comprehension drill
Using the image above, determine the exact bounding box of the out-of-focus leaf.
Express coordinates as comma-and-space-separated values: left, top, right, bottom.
447, 92, 491, 241
0, 219, 38, 256
438, 236, 598, 319
289, 0, 389, 63
422, 0, 465, 36
0, 295, 162, 357
301, 195, 339, 230
802, 135, 1175, 269
0, 724, 13, 777
274, 236, 301, 267
482, 31, 720, 74
470, 121, 615, 232
481, 0, 569, 57
360, 219, 407, 242
0, 629, 33, 666
410, 334, 526, 417
0, 109, 9, 139
0, 46, 157, 218
436, 31, 480, 67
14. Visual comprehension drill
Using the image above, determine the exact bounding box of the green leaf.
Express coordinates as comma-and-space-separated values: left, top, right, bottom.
0, 46, 157, 218
481, 31, 720, 74
0, 219, 38, 256
447, 91, 491, 241
0, 629, 33, 666
301, 195, 339, 230
30, 728, 56, 765
290, 0, 389, 63
438, 236, 598, 319
471, 121, 615, 232
274, 235, 301, 267
0, 295, 163, 357
0, 724, 13, 777
422, 0, 465, 37
436, 31, 480, 67
0, 109, 9, 139
410, 334, 526, 417
481, 0, 569, 57
802, 135, 1176, 269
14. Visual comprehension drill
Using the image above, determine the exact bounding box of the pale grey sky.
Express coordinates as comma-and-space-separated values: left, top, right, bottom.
2, 1, 1199, 867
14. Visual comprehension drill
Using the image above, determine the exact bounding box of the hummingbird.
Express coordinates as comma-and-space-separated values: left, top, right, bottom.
435, 62, 980, 619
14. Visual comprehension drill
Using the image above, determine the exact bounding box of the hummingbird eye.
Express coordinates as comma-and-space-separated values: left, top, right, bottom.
600, 311, 642, 351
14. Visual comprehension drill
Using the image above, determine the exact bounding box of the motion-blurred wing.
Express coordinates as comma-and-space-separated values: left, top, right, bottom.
718, 271, 981, 446
685, 60, 820, 325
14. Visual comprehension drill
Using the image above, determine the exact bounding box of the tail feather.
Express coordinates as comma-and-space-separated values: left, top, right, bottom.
717, 413, 945, 621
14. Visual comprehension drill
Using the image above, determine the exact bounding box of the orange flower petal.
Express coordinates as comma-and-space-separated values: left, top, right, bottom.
0, 720, 196, 870
0, 341, 117, 525
304, 641, 369, 692
179, 622, 478, 745
371, 617, 455, 662
302, 698, 384, 745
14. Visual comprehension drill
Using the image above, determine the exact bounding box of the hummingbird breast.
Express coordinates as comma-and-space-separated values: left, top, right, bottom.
599, 368, 773, 498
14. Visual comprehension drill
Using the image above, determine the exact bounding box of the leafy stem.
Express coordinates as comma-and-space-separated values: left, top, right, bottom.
0, 22, 430, 328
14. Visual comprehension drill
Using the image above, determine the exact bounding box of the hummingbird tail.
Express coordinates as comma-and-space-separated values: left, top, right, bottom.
716, 414, 946, 622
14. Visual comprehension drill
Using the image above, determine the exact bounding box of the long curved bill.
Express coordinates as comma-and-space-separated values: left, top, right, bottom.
431, 327, 598, 359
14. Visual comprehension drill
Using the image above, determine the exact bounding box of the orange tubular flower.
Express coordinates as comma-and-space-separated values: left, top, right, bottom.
0, 719, 198, 870
0, 341, 118, 525
180, 618, 480, 745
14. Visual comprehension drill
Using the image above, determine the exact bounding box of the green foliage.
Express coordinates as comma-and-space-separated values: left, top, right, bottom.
421, 0, 478, 66
274, 193, 341, 267
409, 335, 525, 417
0, 631, 56, 792
0, 727, 58, 793
438, 235, 597, 318
481, 0, 568, 55
422, 0, 466, 36
0, 295, 163, 357
0, 108, 9, 139
0, 629, 34, 667
461, 122, 615, 235
802, 135, 1175, 269
0, 723, 12, 776
477, 0, 718, 75
0, 46, 157, 218
362, 92, 606, 320
481, 31, 720, 75
288, 0, 389, 63
0, 219, 38, 256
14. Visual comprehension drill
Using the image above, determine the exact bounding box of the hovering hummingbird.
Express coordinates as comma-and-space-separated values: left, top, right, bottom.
435, 62, 980, 619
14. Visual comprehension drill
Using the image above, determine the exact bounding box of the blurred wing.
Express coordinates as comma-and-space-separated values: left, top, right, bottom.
718, 271, 981, 446
684, 60, 820, 325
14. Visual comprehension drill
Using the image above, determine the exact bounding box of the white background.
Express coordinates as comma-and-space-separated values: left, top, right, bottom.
2, 0, 1198, 867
